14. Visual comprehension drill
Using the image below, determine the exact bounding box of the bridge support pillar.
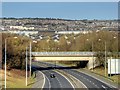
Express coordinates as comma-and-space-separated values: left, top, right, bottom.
87, 57, 100, 69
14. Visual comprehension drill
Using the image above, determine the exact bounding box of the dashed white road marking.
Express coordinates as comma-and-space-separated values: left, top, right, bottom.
65, 70, 88, 89
69, 70, 100, 88
56, 76, 62, 88
78, 70, 117, 88
55, 70, 75, 89
102, 85, 108, 90
95, 84, 99, 88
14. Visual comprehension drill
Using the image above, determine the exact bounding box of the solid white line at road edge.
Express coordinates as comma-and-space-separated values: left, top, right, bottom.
77, 70, 117, 89
66, 70, 88, 89
45, 74, 51, 89
56, 70, 88, 89
102, 85, 107, 89
38, 71, 45, 89
55, 70, 75, 89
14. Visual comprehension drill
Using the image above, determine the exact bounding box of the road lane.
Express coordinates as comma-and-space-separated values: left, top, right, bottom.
70, 70, 115, 90
43, 74, 51, 89
42, 70, 73, 89
37, 61, 117, 90
32, 70, 45, 88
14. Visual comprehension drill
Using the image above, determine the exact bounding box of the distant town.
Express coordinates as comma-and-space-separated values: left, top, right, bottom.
1, 18, 119, 41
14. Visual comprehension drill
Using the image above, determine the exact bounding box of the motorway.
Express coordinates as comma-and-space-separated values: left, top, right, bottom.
32, 61, 118, 90
43, 70, 73, 89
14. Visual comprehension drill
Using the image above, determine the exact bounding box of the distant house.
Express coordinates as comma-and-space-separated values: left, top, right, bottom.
9, 30, 38, 36
10, 26, 34, 30
56, 30, 91, 34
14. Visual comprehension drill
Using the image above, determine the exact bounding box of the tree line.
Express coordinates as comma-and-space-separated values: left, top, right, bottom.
2, 30, 119, 69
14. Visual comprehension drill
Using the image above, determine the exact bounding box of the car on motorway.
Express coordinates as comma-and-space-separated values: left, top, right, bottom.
50, 73, 55, 78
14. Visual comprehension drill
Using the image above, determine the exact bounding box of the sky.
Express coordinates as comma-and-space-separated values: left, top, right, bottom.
1, 0, 120, 2
2, 2, 118, 20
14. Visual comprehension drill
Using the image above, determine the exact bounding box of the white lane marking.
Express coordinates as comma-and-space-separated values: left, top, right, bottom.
56, 76, 62, 88
44, 73, 51, 89
70, 70, 100, 88
38, 71, 45, 89
47, 70, 64, 88
66, 70, 88, 89
95, 84, 99, 88
78, 70, 117, 88
102, 85, 107, 89
55, 70, 75, 89
32, 68, 46, 89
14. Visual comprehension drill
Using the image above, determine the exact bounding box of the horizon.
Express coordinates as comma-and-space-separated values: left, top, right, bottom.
1, 17, 118, 20
2, 2, 118, 20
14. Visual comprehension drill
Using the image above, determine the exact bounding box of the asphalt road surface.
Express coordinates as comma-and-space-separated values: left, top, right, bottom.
32, 62, 74, 89
42, 70, 74, 89
32, 61, 118, 90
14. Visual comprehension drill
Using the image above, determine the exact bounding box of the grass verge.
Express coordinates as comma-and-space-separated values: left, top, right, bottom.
1, 69, 35, 88
90, 66, 120, 85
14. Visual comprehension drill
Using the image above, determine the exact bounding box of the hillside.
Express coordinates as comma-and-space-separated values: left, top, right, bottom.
1, 18, 118, 31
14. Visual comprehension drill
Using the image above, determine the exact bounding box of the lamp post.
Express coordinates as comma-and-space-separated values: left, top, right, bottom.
5, 39, 6, 89
113, 36, 117, 75
86, 39, 94, 71
29, 42, 31, 78
26, 47, 28, 86
92, 41, 94, 71
98, 39, 107, 76
105, 41, 107, 77
4, 37, 18, 89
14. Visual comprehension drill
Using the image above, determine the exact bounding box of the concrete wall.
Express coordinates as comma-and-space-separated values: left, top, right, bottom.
87, 57, 100, 69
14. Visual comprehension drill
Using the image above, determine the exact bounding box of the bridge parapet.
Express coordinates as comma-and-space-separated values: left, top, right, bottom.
32, 52, 95, 56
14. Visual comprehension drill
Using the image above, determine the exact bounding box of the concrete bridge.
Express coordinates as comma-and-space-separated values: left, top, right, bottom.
32, 52, 99, 69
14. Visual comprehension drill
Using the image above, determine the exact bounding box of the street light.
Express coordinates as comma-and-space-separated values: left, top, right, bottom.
92, 41, 94, 71
105, 41, 107, 76
109, 36, 117, 77
26, 47, 28, 86
4, 37, 18, 89
5, 39, 7, 89
86, 39, 94, 71
113, 36, 117, 76
29, 40, 38, 78
29, 42, 32, 78
98, 38, 107, 76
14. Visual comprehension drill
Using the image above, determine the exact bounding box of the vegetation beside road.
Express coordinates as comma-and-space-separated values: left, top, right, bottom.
2, 33, 31, 69
2, 30, 119, 88
56, 62, 120, 85
2, 30, 118, 70
90, 66, 120, 85
1, 69, 35, 88
49, 61, 120, 85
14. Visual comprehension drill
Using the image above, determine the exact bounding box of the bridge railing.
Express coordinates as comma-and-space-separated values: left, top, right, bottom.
31, 52, 95, 56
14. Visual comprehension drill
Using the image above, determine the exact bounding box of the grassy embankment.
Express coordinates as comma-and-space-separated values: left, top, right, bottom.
0, 69, 35, 88
90, 66, 120, 85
